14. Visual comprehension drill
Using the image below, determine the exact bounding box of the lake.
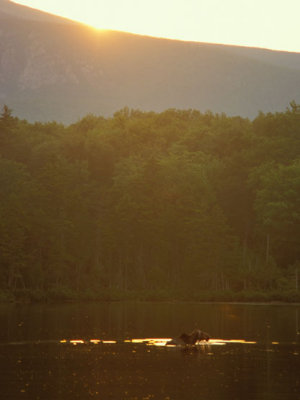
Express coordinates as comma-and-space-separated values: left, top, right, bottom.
0, 302, 299, 399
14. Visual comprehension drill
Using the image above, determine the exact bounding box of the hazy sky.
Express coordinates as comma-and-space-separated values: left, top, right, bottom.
12, 0, 300, 52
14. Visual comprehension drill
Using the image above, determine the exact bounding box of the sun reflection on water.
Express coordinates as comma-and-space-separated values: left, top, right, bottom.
70, 340, 85, 345
210, 339, 256, 344
58, 337, 257, 347
102, 340, 117, 344
90, 339, 101, 344
130, 338, 172, 346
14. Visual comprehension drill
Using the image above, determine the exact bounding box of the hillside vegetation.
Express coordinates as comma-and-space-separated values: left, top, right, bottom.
0, 104, 299, 302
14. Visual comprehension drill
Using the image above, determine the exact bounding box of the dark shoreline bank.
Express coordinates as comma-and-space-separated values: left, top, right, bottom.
1, 288, 300, 305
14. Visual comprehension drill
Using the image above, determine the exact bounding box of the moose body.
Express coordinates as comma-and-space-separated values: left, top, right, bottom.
179, 329, 210, 345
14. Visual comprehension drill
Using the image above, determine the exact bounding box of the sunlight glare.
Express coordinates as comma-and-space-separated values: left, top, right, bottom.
210, 339, 257, 344
102, 340, 117, 344
70, 339, 85, 345
59, 337, 258, 346
130, 338, 172, 346
11, 0, 300, 52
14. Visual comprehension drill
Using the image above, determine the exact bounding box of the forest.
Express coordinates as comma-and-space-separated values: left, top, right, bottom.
0, 103, 299, 302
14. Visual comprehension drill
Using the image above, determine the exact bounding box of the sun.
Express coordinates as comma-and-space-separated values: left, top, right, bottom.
10, 0, 300, 52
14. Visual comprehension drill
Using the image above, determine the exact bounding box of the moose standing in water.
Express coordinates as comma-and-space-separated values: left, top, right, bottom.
170, 329, 210, 346
179, 329, 210, 345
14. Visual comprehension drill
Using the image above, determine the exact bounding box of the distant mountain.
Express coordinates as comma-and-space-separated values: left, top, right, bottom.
0, 0, 76, 24
1, 0, 300, 123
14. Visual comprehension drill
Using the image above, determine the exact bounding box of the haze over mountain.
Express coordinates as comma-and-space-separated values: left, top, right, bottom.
1, 0, 299, 123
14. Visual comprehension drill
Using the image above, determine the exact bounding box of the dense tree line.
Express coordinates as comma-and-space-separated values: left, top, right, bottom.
0, 103, 299, 301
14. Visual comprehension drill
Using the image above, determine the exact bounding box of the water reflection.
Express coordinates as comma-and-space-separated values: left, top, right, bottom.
1, 338, 298, 399
56, 337, 256, 347
0, 302, 300, 400
90, 339, 101, 344
131, 338, 172, 346
69, 339, 85, 345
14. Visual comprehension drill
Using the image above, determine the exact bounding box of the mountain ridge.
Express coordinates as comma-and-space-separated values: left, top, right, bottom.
0, 0, 77, 24
0, 0, 299, 123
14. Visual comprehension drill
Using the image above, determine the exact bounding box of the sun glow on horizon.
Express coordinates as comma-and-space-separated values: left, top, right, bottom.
11, 0, 300, 53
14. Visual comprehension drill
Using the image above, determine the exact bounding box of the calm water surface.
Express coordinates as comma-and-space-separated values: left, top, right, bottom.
0, 302, 299, 399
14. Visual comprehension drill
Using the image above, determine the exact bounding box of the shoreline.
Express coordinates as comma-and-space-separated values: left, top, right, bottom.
1, 288, 300, 305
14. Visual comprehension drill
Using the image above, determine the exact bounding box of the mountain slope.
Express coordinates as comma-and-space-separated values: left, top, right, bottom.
0, 0, 299, 122
0, 0, 75, 23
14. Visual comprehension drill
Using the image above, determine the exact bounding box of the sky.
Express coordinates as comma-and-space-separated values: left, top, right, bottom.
12, 0, 300, 52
